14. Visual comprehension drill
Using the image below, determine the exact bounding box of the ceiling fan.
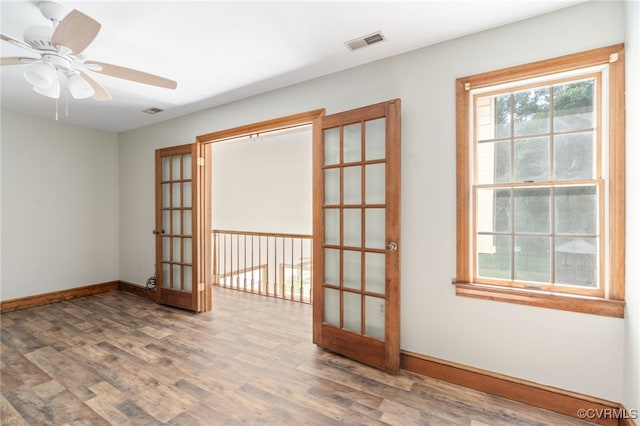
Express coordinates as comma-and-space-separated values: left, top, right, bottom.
0, 1, 177, 101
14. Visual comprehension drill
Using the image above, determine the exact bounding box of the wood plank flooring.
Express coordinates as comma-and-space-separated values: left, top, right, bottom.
1, 287, 593, 425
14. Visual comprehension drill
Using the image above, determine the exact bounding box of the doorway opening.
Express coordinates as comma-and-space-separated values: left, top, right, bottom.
211, 125, 314, 303
195, 109, 325, 305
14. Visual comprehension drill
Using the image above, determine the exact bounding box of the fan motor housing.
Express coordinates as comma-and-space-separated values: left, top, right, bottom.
23, 25, 55, 51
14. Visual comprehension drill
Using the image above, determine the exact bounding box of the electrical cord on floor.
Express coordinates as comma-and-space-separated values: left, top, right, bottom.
146, 274, 157, 291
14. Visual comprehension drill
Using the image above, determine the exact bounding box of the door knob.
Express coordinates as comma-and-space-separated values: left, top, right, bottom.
386, 241, 398, 252
152, 229, 165, 235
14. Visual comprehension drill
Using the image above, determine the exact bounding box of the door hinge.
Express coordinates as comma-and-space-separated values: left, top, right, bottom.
197, 157, 205, 166
198, 282, 205, 291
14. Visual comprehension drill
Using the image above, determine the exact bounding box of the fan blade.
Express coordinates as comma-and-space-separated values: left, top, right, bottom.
77, 70, 111, 101
1, 57, 37, 66
85, 61, 177, 89
51, 10, 101, 54
1, 33, 39, 53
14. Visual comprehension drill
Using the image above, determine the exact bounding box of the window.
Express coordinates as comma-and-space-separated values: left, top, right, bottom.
456, 45, 625, 317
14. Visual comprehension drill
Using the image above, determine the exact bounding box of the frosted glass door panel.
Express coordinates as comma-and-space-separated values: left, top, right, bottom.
172, 156, 181, 180
162, 157, 170, 181
183, 238, 192, 263
344, 166, 362, 204
324, 169, 340, 205
324, 248, 340, 285
365, 118, 386, 161
183, 182, 192, 208
162, 184, 171, 208
343, 250, 361, 290
324, 288, 340, 327
324, 209, 340, 245
172, 183, 181, 208
172, 210, 181, 235
182, 154, 192, 180
172, 238, 181, 262
183, 266, 192, 291
324, 128, 340, 165
365, 296, 385, 339
343, 292, 361, 333
343, 209, 362, 247
172, 265, 181, 290
162, 263, 171, 288
183, 210, 192, 235
365, 252, 385, 294
365, 208, 386, 249
343, 123, 362, 163
366, 164, 386, 204
162, 237, 171, 261
162, 211, 170, 234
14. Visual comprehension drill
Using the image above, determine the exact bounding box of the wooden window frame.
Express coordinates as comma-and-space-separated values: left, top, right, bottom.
455, 44, 625, 318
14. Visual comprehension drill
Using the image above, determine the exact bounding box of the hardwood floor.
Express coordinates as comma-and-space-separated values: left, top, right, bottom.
1, 287, 593, 425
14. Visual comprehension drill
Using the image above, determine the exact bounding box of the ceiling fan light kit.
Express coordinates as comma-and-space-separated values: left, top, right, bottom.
23, 60, 56, 89
1, 1, 177, 107
67, 72, 95, 99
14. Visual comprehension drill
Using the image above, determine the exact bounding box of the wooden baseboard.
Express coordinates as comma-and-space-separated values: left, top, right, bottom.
0, 281, 118, 313
117, 281, 156, 300
401, 350, 636, 426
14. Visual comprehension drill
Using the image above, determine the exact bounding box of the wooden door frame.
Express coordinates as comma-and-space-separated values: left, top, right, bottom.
195, 109, 325, 295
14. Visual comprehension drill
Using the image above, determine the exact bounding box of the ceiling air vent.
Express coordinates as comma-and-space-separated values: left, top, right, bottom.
345, 31, 386, 51
143, 107, 164, 115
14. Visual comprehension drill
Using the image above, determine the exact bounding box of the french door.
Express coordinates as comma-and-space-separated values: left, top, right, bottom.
312, 99, 401, 372
155, 143, 211, 312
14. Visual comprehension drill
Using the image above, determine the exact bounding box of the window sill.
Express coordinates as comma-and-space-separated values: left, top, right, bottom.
455, 283, 625, 318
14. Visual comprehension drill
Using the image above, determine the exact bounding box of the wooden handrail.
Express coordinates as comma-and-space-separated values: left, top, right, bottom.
212, 229, 312, 240
212, 229, 313, 304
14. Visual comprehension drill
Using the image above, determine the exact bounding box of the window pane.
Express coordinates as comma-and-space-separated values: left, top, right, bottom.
555, 185, 597, 235
477, 94, 511, 140
365, 118, 385, 160
365, 296, 385, 339
477, 141, 510, 184
343, 208, 361, 247
324, 288, 340, 327
343, 166, 361, 204
324, 248, 340, 285
515, 236, 551, 283
172, 155, 181, 180
554, 132, 594, 181
513, 87, 550, 137
553, 79, 595, 132
477, 234, 511, 280
343, 250, 361, 290
365, 208, 385, 249
343, 123, 361, 163
324, 128, 340, 165
476, 189, 511, 233
364, 252, 385, 294
324, 209, 339, 245
555, 237, 597, 287
514, 137, 549, 182
343, 292, 361, 333
514, 188, 550, 233
324, 168, 340, 205
365, 163, 385, 204
182, 154, 192, 180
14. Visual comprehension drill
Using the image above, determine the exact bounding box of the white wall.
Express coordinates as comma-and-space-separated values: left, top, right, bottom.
624, 0, 640, 414
1, 110, 119, 300
117, 1, 630, 402
212, 126, 312, 234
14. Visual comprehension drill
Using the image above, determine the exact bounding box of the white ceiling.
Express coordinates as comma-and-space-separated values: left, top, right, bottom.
1, 0, 584, 133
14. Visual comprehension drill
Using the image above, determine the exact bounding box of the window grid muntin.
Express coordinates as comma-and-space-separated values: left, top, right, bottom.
472, 73, 603, 295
